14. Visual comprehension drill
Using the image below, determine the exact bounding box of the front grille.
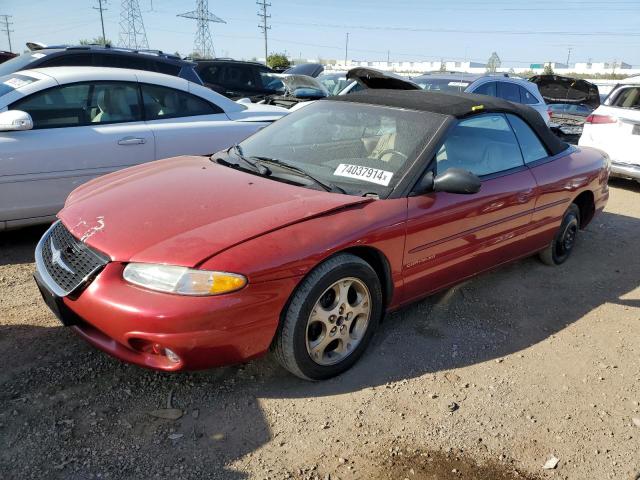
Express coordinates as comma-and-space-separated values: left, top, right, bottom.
36, 221, 109, 297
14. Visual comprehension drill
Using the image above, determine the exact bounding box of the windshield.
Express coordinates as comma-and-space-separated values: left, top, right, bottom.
237, 101, 441, 197
0, 52, 46, 76
0, 73, 39, 98
258, 71, 285, 93
415, 77, 470, 93
318, 73, 350, 96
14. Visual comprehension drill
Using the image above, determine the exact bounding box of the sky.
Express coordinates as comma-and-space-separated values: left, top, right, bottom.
1, 0, 639, 67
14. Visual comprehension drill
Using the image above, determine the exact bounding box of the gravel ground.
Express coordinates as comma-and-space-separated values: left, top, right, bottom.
1, 179, 639, 480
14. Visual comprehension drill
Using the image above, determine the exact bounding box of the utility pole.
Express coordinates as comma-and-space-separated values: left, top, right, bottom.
387, 50, 390, 64
119, 0, 149, 49
344, 32, 349, 65
257, 0, 271, 66
93, 0, 108, 45
178, 1, 225, 59
566, 46, 572, 67
0, 15, 13, 52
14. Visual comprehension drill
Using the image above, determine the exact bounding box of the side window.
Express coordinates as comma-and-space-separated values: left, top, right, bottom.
497, 82, 520, 103
97, 54, 153, 72
155, 62, 180, 76
89, 82, 141, 124
200, 65, 222, 84
11, 83, 92, 128
473, 81, 496, 97
39, 54, 93, 67
436, 114, 524, 177
611, 87, 640, 109
223, 65, 256, 89
507, 114, 549, 163
141, 84, 222, 120
519, 86, 539, 105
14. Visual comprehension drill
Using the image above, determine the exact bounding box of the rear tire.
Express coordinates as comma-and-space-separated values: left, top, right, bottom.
272, 253, 382, 381
539, 204, 580, 266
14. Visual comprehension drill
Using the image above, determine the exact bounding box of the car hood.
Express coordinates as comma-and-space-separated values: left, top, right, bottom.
59, 156, 371, 267
346, 67, 421, 90
529, 74, 600, 109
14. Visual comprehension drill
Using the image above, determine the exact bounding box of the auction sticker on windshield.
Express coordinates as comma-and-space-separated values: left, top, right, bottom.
334, 164, 393, 186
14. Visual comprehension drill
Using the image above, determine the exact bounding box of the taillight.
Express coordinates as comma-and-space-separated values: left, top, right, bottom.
547, 107, 553, 119
585, 114, 616, 124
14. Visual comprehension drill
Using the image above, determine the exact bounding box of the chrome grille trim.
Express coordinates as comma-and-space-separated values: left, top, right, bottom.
35, 221, 109, 297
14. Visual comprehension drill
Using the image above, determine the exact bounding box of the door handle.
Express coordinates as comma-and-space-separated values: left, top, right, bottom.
517, 189, 535, 204
118, 137, 146, 146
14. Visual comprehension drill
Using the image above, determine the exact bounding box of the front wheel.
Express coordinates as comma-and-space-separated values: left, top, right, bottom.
272, 253, 383, 380
538, 204, 581, 266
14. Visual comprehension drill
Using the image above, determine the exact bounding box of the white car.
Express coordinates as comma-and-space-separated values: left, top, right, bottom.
579, 83, 640, 182
0, 67, 288, 230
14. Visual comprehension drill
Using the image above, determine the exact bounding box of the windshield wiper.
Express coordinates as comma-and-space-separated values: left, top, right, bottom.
251, 156, 346, 194
218, 145, 270, 175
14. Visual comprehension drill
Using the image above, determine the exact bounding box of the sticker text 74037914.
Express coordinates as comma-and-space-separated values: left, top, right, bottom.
334, 163, 394, 186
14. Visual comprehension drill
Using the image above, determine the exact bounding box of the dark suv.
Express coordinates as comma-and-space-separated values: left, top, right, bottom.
195, 59, 281, 100
0, 45, 202, 84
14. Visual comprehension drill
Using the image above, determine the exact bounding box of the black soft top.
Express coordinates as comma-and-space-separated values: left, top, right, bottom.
328, 89, 568, 156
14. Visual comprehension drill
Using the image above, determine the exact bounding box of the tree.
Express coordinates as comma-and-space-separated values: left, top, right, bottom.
79, 37, 112, 47
267, 53, 291, 70
543, 63, 554, 75
486, 52, 501, 73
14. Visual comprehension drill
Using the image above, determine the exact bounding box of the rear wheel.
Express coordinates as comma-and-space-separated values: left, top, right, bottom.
272, 254, 382, 380
539, 204, 580, 266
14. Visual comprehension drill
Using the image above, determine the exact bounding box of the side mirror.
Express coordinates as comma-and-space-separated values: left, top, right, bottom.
413, 168, 481, 195
0, 110, 33, 132
433, 168, 481, 194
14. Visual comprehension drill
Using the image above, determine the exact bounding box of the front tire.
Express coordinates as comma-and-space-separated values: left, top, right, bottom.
539, 204, 580, 266
272, 253, 383, 380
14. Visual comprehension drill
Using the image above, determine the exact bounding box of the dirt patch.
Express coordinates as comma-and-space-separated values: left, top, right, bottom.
362, 448, 540, 480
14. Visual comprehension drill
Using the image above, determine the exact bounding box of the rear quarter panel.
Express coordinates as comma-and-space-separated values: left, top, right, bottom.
526, 146, 608, 248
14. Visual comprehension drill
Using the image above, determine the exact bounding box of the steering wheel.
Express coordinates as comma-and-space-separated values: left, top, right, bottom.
375, 149, 408, 162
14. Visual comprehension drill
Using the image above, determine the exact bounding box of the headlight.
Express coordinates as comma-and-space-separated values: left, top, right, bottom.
123, 263, 247, 296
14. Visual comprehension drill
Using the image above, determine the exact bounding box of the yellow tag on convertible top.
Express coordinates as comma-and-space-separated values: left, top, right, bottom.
471, 105, 484, 112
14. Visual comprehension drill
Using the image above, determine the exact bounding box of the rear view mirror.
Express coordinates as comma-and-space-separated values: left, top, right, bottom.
0, 110, 33, 132
433, 168, 481, 194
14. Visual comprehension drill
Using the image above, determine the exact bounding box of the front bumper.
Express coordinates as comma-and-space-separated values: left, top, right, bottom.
36, 261, 301, 371
610, 161, 640, 181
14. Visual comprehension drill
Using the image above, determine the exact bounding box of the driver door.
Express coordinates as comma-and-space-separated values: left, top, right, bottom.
402, 114, 538, 303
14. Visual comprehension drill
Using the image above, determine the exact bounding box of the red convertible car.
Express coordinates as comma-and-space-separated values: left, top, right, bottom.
34, 90, 609, 380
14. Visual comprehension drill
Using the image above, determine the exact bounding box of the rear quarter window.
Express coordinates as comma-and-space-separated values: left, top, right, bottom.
519, 85, 539, 105
611, 87, 640, 109
497, 82, 520, 103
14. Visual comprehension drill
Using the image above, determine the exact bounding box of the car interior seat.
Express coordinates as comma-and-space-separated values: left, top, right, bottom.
93, 87, 134, 123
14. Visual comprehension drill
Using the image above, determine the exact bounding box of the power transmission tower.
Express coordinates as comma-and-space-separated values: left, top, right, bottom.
0, 15, 13, 52
178, 1, 226, 59
118, 0, 149, 50
93, 0, 108, 45
256, 0, 271, 65
566, 47, 572, 67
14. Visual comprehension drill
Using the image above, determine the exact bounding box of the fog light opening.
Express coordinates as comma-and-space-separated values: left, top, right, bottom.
151, 343, 180, 363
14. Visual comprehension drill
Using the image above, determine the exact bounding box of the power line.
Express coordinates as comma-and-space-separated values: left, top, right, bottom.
118, 0, 149, 49
178, 0, 225, 59
0, 14, 13, 52
92, 0, 108, 45
256, 0, 271, 65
